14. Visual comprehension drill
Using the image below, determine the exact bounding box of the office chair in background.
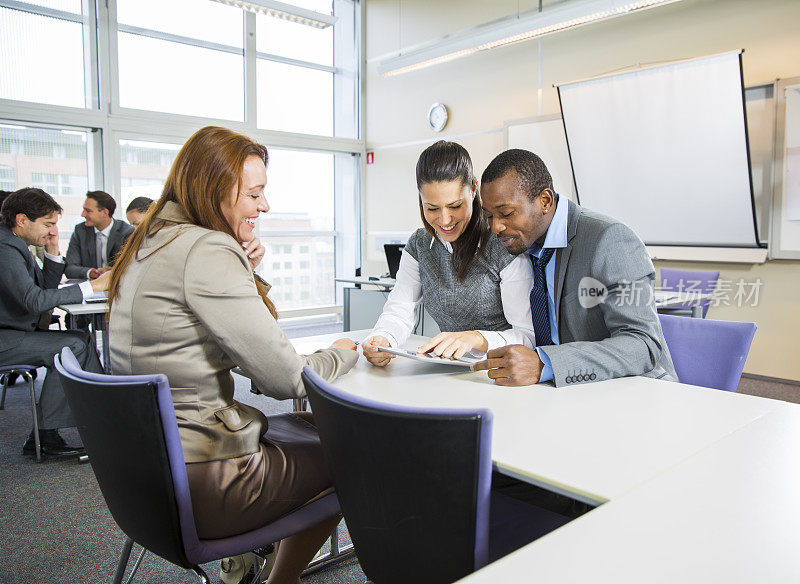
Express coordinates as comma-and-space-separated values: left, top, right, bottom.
659, 268, 720, 318
659, 314, 757, 391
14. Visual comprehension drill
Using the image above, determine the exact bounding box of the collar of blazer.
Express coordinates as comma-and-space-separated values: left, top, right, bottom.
0, 224, 40, 281
553, 198, 584, 324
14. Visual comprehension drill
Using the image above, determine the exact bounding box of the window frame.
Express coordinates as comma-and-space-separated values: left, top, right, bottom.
0, 0, 364, 318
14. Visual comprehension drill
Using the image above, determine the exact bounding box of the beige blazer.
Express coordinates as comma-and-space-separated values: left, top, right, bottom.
109, 201, 357, 463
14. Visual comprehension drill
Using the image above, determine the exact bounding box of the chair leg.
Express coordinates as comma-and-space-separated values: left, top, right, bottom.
250, 544, 276, 583
113, 538, 134, 584
23, 372, 41, 463
190, 567, 211, 584
0, 373, 8, 409
122, 547, 147, 584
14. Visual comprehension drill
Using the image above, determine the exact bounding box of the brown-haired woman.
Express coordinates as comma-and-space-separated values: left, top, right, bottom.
108, 126, 358, 583
362, 140, 536, 365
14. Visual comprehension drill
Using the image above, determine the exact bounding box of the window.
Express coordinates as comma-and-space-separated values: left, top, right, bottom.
256, 0, 358, 138
119, 139, 180, 210
116, 0, 244, 119
0, 165, 15, 191
3, 0, 362, 317
0, 5, 88, 107
0, 123, 93, 253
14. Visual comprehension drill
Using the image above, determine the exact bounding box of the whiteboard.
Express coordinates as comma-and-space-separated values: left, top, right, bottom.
771, 77, 800, 259
504, 114, 575, 201
557, 51, 758, 248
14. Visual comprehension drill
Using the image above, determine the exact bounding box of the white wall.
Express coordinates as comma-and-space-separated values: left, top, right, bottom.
364, 0, 800, 381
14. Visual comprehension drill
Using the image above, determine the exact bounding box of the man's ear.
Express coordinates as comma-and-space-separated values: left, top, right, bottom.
540, 188, 555, 212
14, 213, 28, 229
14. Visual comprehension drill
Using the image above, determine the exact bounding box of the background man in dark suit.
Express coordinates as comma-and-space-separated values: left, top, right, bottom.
0, 188, 109, 456
65, 190, 134, 280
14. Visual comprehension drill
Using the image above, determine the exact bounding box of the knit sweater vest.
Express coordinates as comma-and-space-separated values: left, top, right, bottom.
404, 228, 513, 333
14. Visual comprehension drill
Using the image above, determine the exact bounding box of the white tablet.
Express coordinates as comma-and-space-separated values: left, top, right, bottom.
376, 346, 486, 367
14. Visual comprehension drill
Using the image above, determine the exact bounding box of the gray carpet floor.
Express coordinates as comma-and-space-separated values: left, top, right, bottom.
1, 319, 798, 583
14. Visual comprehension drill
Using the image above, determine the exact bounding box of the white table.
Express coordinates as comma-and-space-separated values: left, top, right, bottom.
293, 331, 780, 504
458, 406, 800, 583
291, 331, 799, 582
58, 301, 109, 372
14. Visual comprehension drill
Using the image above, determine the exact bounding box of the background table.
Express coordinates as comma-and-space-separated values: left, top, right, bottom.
58, 301, 109, 372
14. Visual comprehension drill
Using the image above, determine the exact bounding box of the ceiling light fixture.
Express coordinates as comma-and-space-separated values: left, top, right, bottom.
211, 0, 337, 29
378, 0, 683, 77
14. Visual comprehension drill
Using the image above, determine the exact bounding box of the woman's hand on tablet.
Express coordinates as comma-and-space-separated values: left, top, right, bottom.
362, 335, 394, 367
417, 331, 488, 360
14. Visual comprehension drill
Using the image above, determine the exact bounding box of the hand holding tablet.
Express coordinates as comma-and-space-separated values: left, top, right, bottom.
376, 345, 486, 367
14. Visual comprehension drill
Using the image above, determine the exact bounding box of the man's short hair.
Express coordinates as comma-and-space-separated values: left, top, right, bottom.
125, 196, 154, 214
0, 187, 63, 228
481, 149, 554, 200
86, 190, 117, 216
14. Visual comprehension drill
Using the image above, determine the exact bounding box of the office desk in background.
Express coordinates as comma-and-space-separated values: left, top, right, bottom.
58, 301, 109, 373
335, 277, 442, 336
290, 331, 799, 582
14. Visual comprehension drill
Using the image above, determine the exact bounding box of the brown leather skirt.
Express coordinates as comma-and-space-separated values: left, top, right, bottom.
186, 412, 333, 539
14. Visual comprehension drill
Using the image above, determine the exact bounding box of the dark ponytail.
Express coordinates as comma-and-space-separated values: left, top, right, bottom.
416, 141, 489, 284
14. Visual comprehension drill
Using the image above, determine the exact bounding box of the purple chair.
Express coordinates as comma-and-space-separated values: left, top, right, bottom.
659, 268, 720, 318
0, 364, 41, 462
302, 366, 570, 584
54, 347, 343, 584
659, 314, 757, 392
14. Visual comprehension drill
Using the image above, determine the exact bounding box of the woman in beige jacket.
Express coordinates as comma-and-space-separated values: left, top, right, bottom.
108, 126, 358, 583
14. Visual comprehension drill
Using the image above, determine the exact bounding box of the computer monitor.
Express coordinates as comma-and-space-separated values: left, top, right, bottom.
384, 243, 405, 279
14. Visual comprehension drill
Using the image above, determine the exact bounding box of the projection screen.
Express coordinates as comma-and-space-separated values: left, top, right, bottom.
557, 51, 759, 247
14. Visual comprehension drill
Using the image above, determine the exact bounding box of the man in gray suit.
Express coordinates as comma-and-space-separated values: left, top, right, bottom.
65, 190, 134, 280
474, 149, 676, 387
0, 188, 108, 456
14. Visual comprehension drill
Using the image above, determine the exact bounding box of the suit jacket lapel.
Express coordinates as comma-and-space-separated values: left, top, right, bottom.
86, 224, 98, 267
554, 199, 581, 337
32, 253, 43, 286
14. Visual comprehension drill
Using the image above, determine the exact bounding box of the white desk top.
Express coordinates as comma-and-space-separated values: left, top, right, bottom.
293, 331, 780, 505
58, 301, 108, 315
458, 405, 800, 583
335, 276, 396, 289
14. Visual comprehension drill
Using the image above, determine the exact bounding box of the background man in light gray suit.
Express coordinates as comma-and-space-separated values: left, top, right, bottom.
65, 190, 134, 280
0, 188, 108, 456
474, 149, 676, 387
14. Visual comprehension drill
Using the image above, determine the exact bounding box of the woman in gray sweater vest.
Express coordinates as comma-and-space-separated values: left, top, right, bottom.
363, 141, 535, 366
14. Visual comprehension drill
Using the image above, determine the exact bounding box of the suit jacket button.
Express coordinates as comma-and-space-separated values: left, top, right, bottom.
590, 373, 596, 380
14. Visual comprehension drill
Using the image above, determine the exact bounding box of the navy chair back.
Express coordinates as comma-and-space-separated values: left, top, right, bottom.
660, 268, 720, 318
54, 347, 195, 568
56, 348, 344, 582
302, 366, 493, 584
659, 315, 757, 391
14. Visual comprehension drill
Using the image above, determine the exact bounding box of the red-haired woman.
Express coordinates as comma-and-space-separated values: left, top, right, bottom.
108, 126, 358, 583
